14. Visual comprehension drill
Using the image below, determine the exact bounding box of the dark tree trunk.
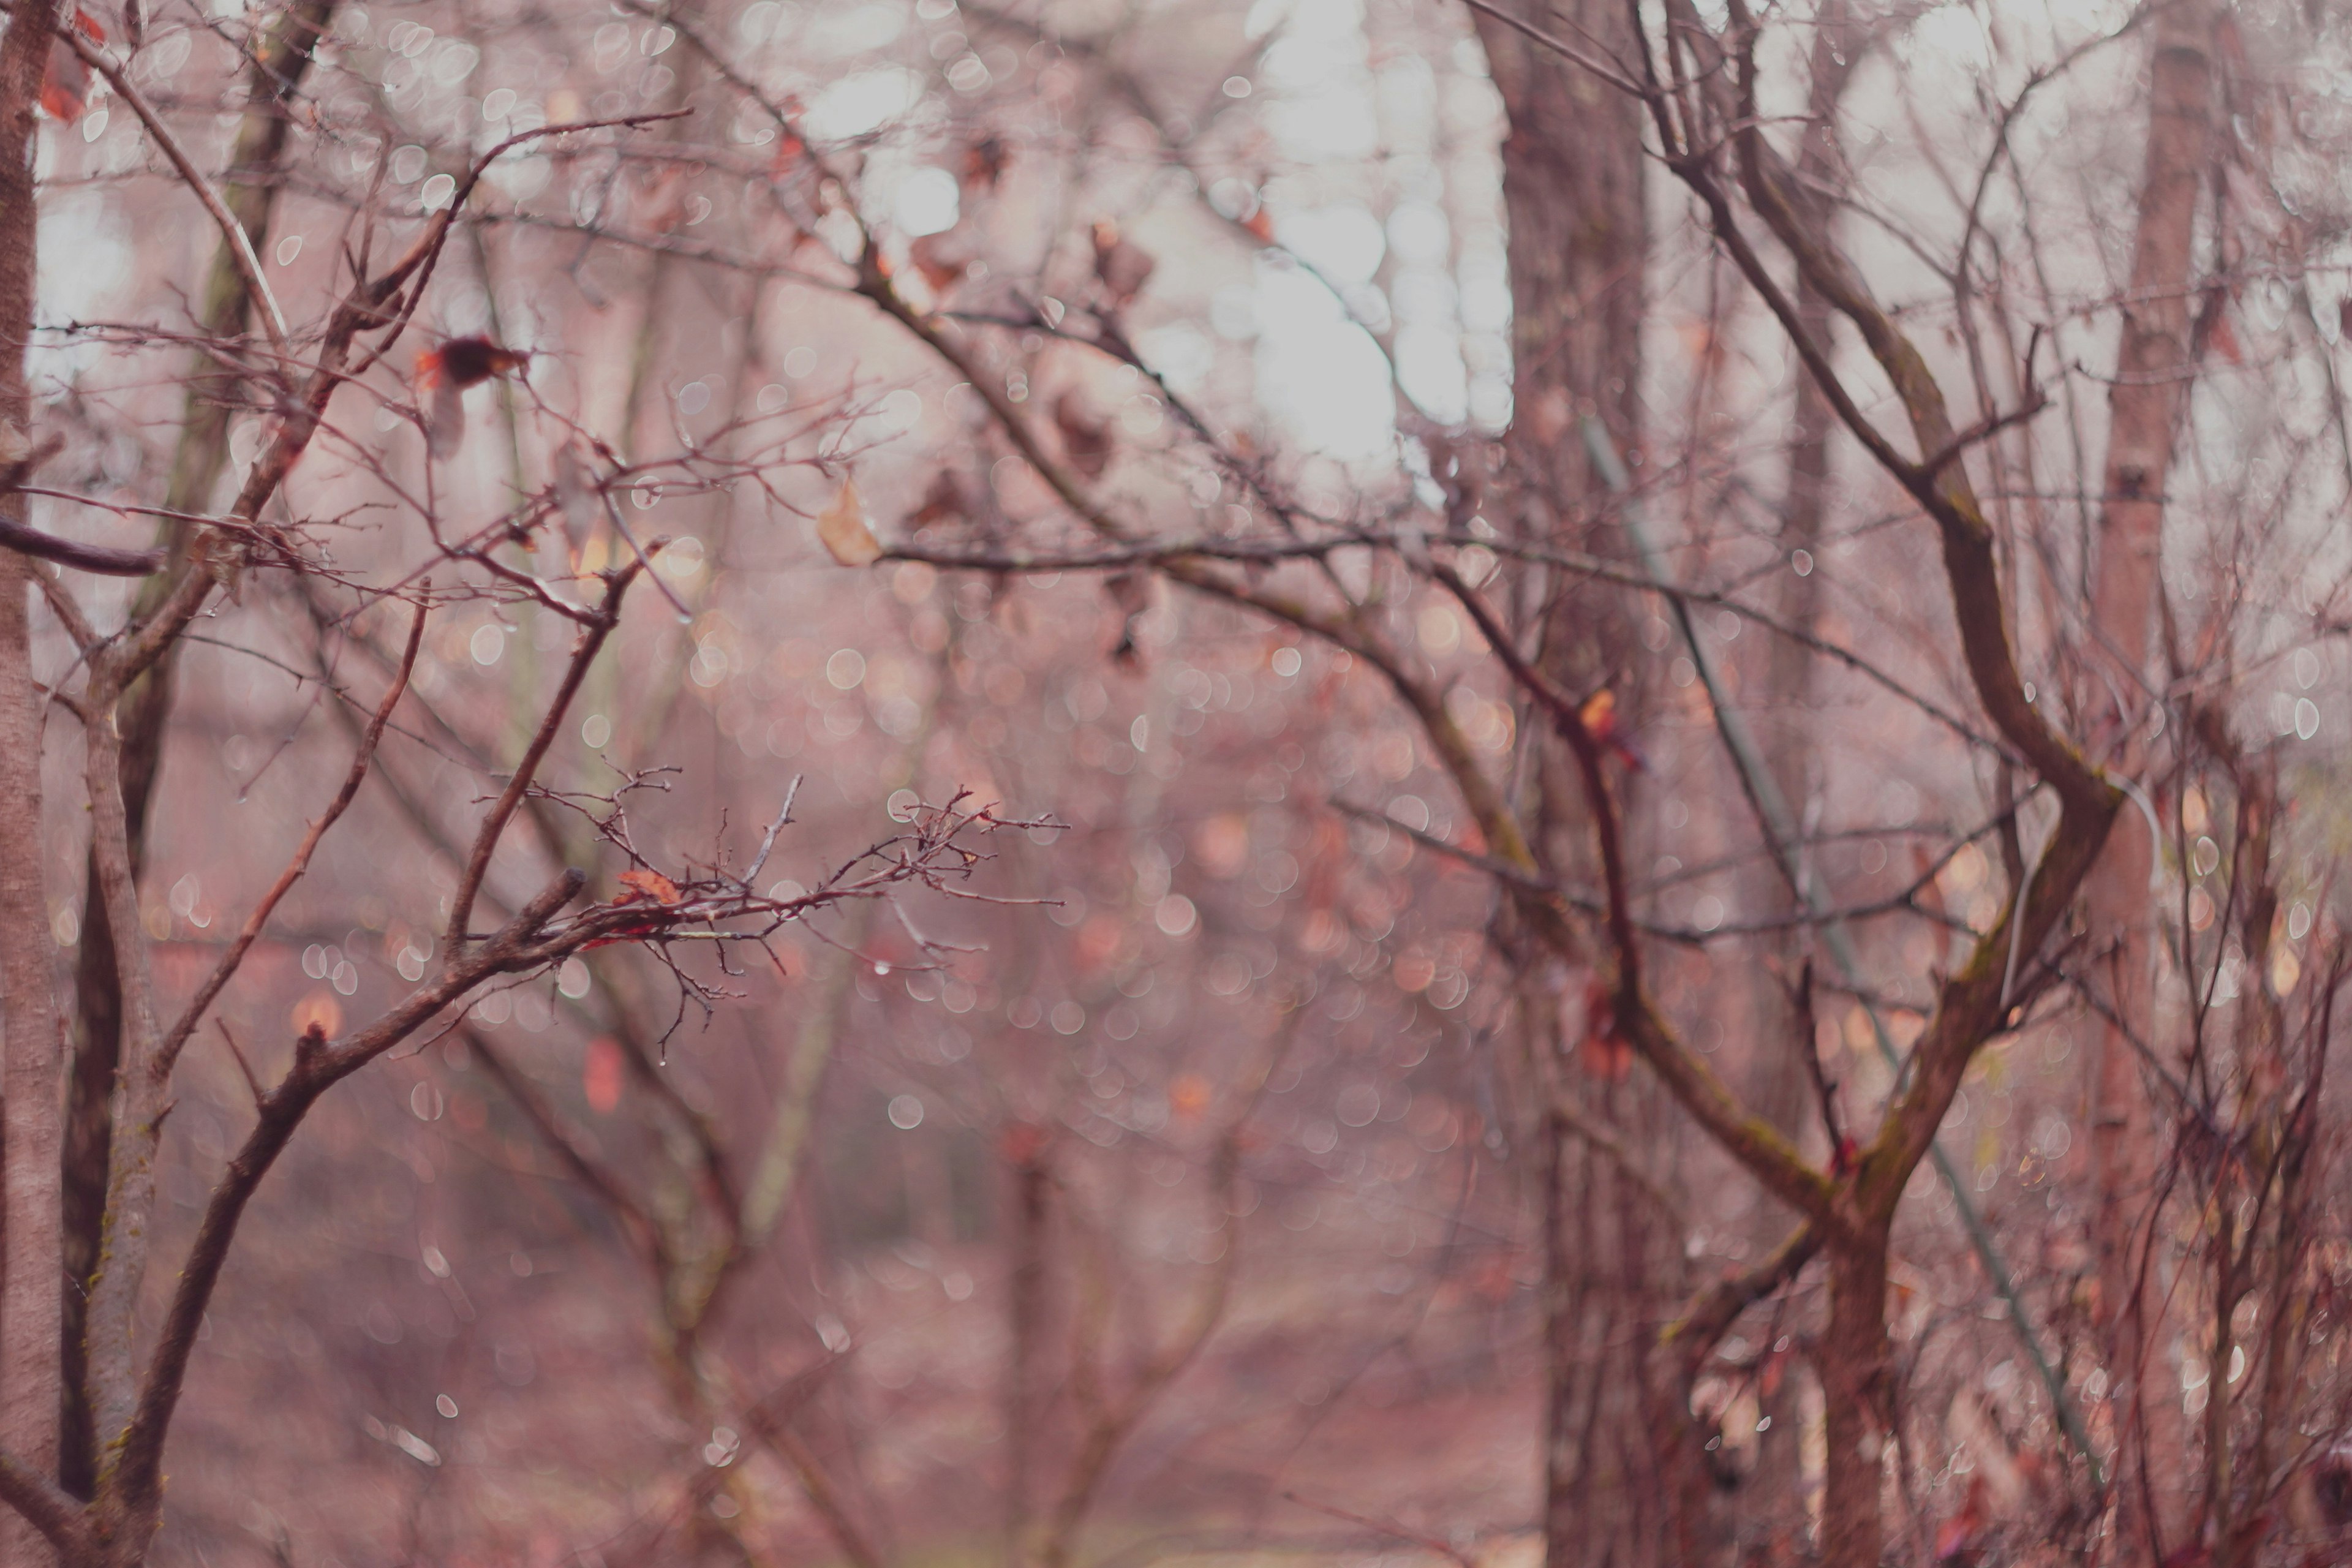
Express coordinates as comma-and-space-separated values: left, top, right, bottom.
1468, 9, 1659, 1564
58, 0, 336, 1498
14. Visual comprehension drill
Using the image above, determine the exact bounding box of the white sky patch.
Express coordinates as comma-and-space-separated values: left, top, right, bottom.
805, 2, 903, 58
1136, 325, 1215, 399
893, 166, 960, 236
806, 69, 919, 141
1246, 0, 1403, 456
1261, 0, 1378, 162
1276, 204, 1386, 287
1254, 263, 1394, 459
1907, 5, 1991, 70
1264, 93, 1379, 164
1386, 202, 1450, 268
1395, 326, 1468, 424
36, 190, 128, 380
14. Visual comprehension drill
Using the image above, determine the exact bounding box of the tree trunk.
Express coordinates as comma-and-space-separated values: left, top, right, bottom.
1005, 1133, 1051, 1566
1818, 1237, 1890, 1568
59, 0, 334, 1499
1742, 20, 1854, 1551
2084, 6, 2212, 1558
1468, 9, 1654, 1564
0, 0, 67, 1560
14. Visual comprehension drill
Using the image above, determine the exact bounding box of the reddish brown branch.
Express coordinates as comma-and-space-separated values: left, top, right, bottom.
153, 599, 426, 1076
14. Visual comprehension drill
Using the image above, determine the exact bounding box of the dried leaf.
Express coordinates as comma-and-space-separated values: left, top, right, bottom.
1575, 977, 1628, 1079
961, 134, 1008, 192
1168, 1072, 1212, 1121
908, 230, 972, 293
40, 10, 104, 123
816, 480, 881, 567
1090, 219, 1156, 310
416, 337, 527, 461
584, 1038, 625, 1114
1577, 687, 1618, 742
1106, 569, 1150, 666
617, 868, 684, 905
2209, 306, 2242, 366
1580, 1032, 1632, 1082
40, 45, 89, 122
1054, 392, 1114, 480
906, 469, 966, 530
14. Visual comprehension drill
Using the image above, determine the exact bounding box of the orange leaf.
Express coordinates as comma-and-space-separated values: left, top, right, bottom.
617, 868, 683, 905
40, 44, 88, 123
292, 991, 343, 1039
1169, 1072, 1213, 1121
816, 479, 881, 567
1580, 1031, 1632, 1082
1577, 688, 1618, 742
583, 1038, 625, 1114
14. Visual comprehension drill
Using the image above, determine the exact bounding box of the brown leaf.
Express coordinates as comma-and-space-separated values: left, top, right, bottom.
2209, 305, 2242, 366
906, 468, 967, 530
1577, 688, 1618, 743
617, 868, 684, 905
1054, 392, 1114, 480
961, 134, 1008, 192
908, 230, 973, 293
816, 479, 881, 567
41, 45, 89, 121
1091, 219, 1156, 311
40, 10, 104, 123
1580, 1032, 1632, 1082
1106, 568, 1150, 666
583, 1038, 625, 1114
417, 337, 527, 460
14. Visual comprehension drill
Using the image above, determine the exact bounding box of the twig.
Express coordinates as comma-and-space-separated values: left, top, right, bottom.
1281, 1491, 1477, 1568
743, 774, 803, 885
156, 598, 426, 1076
597, 487, 692, 621
60, 23, 292, 358
214, 1019, 265, 1109
447, 567, 637, 950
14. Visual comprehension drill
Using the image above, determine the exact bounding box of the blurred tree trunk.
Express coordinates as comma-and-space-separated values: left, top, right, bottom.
2083, 4, 2212, 1558
0, 1, 64, 1562
58, 0, 334, 1500
1741, 15, 1853, 1553
1004, 1129, 1052, 1567
1467, 7, 1660, 1563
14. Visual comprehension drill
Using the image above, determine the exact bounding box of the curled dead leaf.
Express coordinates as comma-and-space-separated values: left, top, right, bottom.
41, 10, 104, 123
1091, 219, 1156, 311
816, 480, 882, 567
617, 868, 684, 906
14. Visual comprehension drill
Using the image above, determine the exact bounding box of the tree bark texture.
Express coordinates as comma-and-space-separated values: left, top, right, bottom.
2082, 6, 2212, 1558
58, 0, 335, 1499
0, 0, 68, 1559
1468, 7, 1657, 1563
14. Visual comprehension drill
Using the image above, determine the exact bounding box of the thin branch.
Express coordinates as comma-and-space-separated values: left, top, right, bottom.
447, 565, 637, 949
154, 598, 426, 1076
60, 22, 292, 358
111, 870, 589, 1513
